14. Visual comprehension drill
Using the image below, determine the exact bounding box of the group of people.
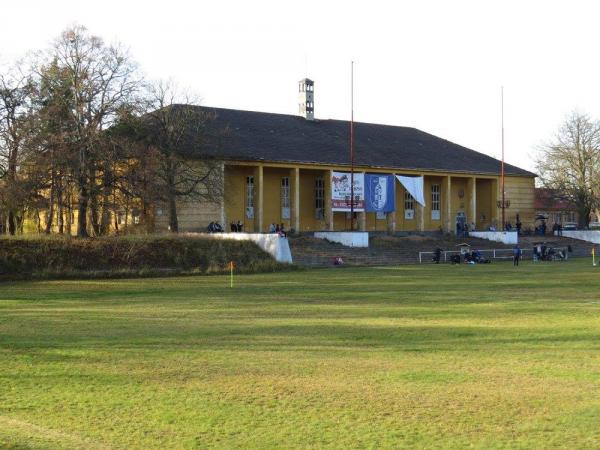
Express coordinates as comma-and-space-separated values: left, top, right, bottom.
230, 221, 244, 232
532, 243, 568, 261
268, 223, 287, 237
535, 219, 548, 236
208, 220, 290, 236
207, 221, 224, 233
433, 248, 490, 264
456, 222, 476, 238
504, 219, 522, 234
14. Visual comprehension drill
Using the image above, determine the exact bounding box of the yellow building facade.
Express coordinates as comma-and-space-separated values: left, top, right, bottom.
155, 160, 535, 234
204, 163, 534, 234
152, 83, 536, 234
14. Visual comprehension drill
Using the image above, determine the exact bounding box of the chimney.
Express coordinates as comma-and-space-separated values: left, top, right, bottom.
298, 78, 314, 120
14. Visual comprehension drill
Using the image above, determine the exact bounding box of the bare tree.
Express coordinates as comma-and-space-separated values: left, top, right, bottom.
536, 112, 600, 228
139, 81, 224, 232
36, 25, 142, 236
0, 67, 35, 235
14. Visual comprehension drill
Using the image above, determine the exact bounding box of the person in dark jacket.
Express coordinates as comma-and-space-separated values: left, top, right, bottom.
513, 245, 522, 266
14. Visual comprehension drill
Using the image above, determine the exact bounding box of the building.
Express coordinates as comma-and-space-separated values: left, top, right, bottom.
155, 79, 536, 234
534, 188, 584, 226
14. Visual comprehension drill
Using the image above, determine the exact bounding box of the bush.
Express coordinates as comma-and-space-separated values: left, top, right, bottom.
0, 234, 294, 280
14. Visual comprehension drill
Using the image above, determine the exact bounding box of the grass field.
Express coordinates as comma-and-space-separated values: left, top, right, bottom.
1, 259, 599, 449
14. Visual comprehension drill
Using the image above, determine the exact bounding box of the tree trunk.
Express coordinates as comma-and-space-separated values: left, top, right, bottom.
579, 205, 592, 228
77, 182, 89, 238
90, 195, 100, 236
168, 191, 178, 233
45, 175, 55, 234
7, 211, 16, 236
57, 175, 64, 234
99, 164, 112, 235
44, 202, 54, 234
166, 160, 178, 233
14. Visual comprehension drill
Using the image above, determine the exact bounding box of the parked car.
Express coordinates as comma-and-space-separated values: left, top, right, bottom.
562, 222, 578, 231
589, 222, 600, 230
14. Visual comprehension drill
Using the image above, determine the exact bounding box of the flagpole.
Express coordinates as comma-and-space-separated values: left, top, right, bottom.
350, 61, 355, 231
501, 86, 506, 230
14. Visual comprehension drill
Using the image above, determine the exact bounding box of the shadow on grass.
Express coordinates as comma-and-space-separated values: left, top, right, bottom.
2, 322, 598, 355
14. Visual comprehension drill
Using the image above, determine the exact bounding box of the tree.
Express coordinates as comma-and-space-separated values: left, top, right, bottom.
137, 81, 225, 233
536, 112, 600, 228
36, 25, 141, 237
0, 68, 35, 235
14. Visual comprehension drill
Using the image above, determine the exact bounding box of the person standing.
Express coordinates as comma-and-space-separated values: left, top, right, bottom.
513, 245, 522, 266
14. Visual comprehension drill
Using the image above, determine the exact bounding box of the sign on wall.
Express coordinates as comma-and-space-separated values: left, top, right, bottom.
364, 174, 395, 213
332, 172, 364, 211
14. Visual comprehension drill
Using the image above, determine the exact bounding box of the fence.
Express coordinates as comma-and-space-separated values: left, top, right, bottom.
418, 247, 569, 264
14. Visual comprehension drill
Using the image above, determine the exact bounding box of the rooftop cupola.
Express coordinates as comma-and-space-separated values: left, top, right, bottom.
298, 78, 314, 120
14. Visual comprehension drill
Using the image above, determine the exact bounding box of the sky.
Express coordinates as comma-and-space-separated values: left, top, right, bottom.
2, 0, 600, 172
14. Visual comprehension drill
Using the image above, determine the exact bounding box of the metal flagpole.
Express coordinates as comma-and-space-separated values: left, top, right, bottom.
501, 86, 506, 230
350, 61, 355, 231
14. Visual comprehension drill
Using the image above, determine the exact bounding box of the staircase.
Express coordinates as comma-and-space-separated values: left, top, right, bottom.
289, 234, 511, 267
289, 234, 593, 267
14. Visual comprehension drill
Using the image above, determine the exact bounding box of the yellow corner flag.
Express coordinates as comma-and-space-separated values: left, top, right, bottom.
593, 247, 596, 267
229, 261, 236, 287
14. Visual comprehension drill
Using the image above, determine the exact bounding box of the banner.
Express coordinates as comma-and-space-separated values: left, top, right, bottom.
396, 175, 426, 207
332, 172, 364, 211
364, 174, 395, 213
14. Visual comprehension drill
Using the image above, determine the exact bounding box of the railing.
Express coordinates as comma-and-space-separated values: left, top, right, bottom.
418, 247, 569, 264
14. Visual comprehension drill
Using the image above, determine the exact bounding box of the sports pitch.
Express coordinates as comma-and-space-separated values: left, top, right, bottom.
1, 260, 599, 449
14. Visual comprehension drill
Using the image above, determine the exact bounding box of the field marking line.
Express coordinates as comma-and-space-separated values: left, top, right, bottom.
0, 415, 110, 450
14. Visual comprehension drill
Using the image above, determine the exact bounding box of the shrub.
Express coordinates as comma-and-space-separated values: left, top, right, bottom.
0, 234, 294, 280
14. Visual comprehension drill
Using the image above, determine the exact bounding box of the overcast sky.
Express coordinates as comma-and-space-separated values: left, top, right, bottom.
2, 0, 600, 171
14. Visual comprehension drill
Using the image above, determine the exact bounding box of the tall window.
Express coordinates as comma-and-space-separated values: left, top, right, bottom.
281, 177, 290, 219
246, 176, 254, 218
431, 184, 440, 220
315, 176, 325, 219
404, 191, 415, 219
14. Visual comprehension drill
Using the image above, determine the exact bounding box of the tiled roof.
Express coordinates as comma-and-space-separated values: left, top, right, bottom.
534, 188, 576, 210
179, 105, 536, 177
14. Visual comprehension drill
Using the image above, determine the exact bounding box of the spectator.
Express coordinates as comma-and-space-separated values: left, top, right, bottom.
513, 245, 522, 266
278, 223, 287, 238
433, 248, 442, 264
269, 223, 276, 233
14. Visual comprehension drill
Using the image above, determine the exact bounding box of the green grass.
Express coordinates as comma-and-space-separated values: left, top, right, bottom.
0, 259, 599, 449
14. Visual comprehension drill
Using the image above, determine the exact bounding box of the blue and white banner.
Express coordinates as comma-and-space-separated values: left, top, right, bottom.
364, 174, 395, 213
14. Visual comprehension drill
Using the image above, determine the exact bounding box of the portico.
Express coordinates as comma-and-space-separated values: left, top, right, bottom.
221, 163, 511, 234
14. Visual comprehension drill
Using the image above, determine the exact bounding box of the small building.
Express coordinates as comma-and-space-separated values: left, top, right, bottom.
155, 79, 536, 234
534, 188, 579, 226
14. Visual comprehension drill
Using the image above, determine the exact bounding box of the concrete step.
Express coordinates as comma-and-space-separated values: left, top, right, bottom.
289, 234, 591, 267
